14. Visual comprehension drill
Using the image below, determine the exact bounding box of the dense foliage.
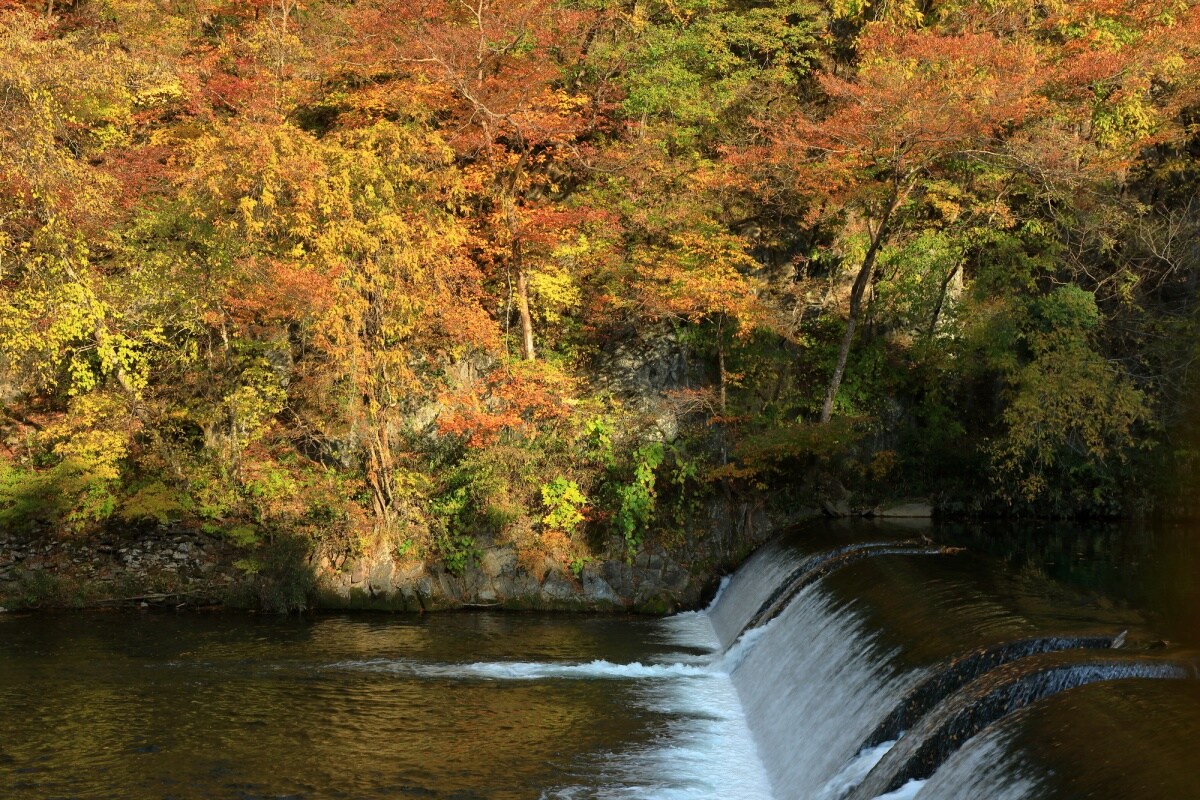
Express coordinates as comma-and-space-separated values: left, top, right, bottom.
1, 0, 1198, 571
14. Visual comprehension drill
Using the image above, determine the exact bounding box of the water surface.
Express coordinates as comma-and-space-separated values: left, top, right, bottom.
0, 610, 766, 800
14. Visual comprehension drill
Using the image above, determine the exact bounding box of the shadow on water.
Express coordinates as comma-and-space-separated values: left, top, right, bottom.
937, 519, 1200, 648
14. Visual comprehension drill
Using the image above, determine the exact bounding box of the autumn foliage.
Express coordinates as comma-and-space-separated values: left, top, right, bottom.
2, 0, 1200, 573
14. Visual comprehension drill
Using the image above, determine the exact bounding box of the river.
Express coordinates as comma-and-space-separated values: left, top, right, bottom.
1, 519, 1196, 799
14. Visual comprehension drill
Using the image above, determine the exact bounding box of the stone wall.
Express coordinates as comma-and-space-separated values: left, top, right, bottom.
0, 496, 800, 613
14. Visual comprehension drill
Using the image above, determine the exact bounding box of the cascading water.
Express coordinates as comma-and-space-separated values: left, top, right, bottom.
862, 634, 1122, 748
723, 583, 921, 800
691, 525, 1196, 800
845, 654, 1197, 800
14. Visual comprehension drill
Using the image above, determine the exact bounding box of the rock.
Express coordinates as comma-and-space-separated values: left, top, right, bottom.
498, 571, 540, 601
540, 571, 578, 603
368, 558, 396, 594
602, 561, 635, 599
821, 499, 852, 517
580, 566, 622, 606
434, 571, 463, 603
660, 563, 691, 594
877, 502, 934, 518
480, 547, 516, 579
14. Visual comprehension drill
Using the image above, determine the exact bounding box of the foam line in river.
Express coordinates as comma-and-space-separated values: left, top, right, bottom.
332, 657, 712, 680
541, 594, 774, 800
337, 605, 775, 800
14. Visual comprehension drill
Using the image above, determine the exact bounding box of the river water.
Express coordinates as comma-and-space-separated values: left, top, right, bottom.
0, 609, 774, 799
1, 519, 1197, 799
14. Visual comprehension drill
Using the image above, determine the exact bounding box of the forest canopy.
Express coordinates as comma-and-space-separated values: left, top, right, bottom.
2, 0, 1199, 571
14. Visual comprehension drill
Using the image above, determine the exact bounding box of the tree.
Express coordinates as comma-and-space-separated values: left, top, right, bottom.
348, 0, 599, 360
768, 24, 1044, 422
172, 117, 497, 524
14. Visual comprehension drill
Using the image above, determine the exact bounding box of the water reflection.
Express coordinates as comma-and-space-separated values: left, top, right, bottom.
0, 613, 677, 800
939, 520, 1200, 647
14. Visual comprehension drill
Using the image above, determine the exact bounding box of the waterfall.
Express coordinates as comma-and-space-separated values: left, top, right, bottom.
700, 532, 1196, 800
844, 654, 1197, 800
862, 634, 1121, 748
334, 530, 1196, 800
720, 583, 920, 800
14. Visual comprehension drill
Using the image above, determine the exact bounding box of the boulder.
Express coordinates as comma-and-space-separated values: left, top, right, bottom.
540, 571, 578, 602
877, 502, 934, 518
580, 565, 623, 607
821, 498, 852, 517
480, 547, 516, 578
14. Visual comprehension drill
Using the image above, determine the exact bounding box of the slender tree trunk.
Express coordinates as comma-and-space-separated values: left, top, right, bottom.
926, 260, 963, 339
819, 189, 903, 424
515, 265, 536, 361
716, 314, 727, 411
717, 338, 727, 412
506, 194, 536, 362
363, 424, 396, 528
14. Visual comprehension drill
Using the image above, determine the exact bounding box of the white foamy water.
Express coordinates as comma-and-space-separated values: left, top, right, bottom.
911, 726, 1040, 800
658, 607, 724, 653
819, 740, 899, 800
725, 584, 921, 800
334, 657, 710, 680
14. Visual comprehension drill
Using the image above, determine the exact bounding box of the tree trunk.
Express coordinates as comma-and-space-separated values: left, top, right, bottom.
515, 266, 536, 361
363, 425, 396, 528
819, 189, 903, 424
716, 314, 727, 411
926, 260, 963, 339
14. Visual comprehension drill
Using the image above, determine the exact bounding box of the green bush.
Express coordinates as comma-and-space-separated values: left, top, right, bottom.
613, 442, 664, 558
541, 476, 587, 533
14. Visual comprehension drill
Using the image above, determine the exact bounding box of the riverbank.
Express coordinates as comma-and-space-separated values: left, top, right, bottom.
0, 531, 724, 614
0, 499, 802, 614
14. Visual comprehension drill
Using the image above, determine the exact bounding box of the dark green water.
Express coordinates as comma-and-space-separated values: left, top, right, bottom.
0, 612, 706, 800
